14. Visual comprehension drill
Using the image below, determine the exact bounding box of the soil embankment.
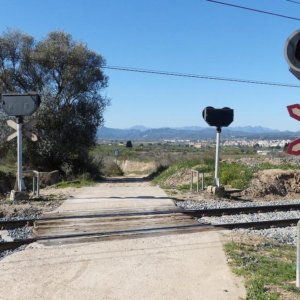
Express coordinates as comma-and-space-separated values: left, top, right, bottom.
120, 160, 157, 175
243, 169, 300, 199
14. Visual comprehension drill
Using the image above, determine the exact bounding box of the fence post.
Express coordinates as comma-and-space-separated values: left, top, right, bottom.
32, 176, 36, 196
191, 170, 201, 193
37, 172, 40, 197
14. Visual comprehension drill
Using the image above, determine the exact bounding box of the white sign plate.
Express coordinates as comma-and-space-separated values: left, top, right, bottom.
7, 132, 17, 141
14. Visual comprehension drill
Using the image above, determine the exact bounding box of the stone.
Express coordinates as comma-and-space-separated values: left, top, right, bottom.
206, 185, 214, 194
206, 185, 226, 197
10, 190, 30, 201
213, 186, 226, 197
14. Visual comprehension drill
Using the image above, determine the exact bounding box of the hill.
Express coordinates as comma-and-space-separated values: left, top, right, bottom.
97, 126, 299, 141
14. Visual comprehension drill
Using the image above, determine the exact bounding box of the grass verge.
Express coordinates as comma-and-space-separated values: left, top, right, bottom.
151, 158, 202, 188
151, 158, 300, 190
224, 237, 300, 299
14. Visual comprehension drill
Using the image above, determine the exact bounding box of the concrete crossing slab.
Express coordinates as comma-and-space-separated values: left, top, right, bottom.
0, 179, 245, 300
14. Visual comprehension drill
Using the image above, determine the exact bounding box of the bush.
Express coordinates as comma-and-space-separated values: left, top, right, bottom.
220, 162, 253, 189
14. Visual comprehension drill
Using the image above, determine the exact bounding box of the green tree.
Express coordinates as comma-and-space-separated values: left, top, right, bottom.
0, 30, 109, 175
126, 140, 133, 148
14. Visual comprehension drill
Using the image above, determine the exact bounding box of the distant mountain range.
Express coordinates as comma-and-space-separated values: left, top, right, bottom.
97, 126, 299, 141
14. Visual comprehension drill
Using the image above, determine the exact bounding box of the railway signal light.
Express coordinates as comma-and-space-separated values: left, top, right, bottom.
202, 106, 234, 130
285, 31, 300, 157
284, 30, 300, 80
1, 93, 41, 117
202, 106, 234, 187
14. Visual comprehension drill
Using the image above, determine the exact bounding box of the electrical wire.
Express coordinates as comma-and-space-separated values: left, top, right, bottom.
286, 0, 300, 5
207, 0, 300, 21
103, 65, 300, 88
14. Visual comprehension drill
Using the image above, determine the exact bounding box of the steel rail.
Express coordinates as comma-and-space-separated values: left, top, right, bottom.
184, 203, 300, 217
214, 218, 300, 229
0, 223, 213, 251
1, 217, 300, 252
2, 203, 300, 230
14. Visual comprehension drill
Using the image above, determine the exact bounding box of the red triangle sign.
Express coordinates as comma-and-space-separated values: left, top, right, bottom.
287, 138, 300, 155
287, 104, 300, 121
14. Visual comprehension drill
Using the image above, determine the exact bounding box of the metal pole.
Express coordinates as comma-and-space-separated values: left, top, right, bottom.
214, 127, 221, 187
190, 171, 193, 191
37, 172, 40, 197
33, 176, 36, 196
196, 171, 199, 192
16, 117, 23, 191
201, 173, 204, 190
297, 220, 300, 287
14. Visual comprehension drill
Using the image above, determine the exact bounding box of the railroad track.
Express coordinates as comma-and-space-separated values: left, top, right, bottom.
2, 202, 300, 230
1, 217, 300, 252
2, 202, 300, 252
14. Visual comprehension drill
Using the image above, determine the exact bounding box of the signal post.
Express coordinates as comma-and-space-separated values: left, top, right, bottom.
284, 29, 300, 287
1, 93, 40, 199
16, 116, 23, 191
202, 106, 234, 190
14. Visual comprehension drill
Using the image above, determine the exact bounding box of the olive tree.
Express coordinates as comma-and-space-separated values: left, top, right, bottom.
0, 30, 108, 175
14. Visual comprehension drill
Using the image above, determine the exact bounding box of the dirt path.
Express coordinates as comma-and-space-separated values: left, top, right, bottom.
0, 178, 245, 300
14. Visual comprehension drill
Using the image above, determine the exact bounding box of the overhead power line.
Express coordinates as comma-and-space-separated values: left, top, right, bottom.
286, 0, 300, 5
103, 65, 300, 88
207, 0, 300, 21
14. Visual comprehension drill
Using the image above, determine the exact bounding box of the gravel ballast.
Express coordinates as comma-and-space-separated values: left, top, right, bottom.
234, 227, 297, 245
177, 199, 300, 246
198, 210, 300, 225
176, 199, 300, 210
8, 226, 32, 240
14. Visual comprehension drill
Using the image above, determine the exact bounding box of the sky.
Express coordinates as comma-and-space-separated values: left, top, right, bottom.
1, 0, 300, 130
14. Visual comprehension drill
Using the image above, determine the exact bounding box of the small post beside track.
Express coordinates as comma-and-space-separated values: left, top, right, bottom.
190, 170, 203, 192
